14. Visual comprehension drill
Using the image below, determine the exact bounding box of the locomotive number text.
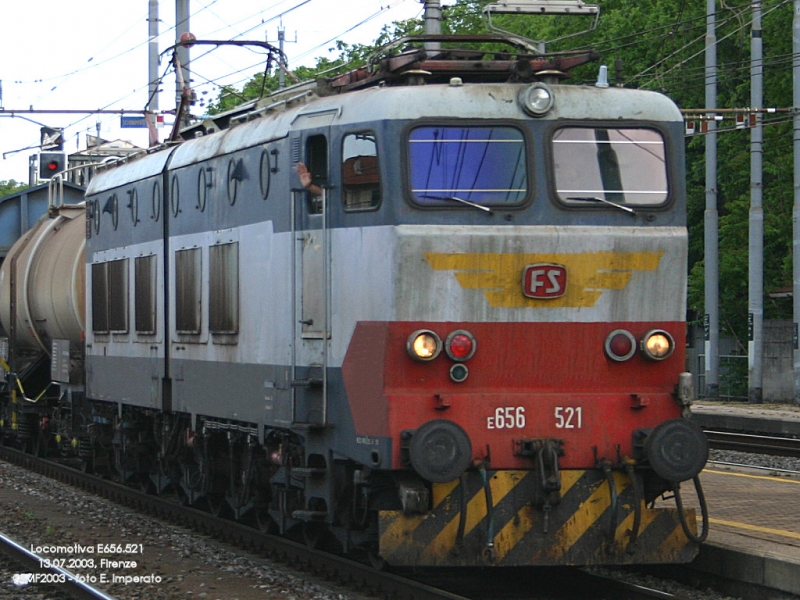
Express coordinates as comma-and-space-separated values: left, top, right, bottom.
554, 406, 583, 429
487, 406, 526, 429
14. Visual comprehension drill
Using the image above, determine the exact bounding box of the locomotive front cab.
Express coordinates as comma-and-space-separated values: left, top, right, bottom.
340, 81, 708, 567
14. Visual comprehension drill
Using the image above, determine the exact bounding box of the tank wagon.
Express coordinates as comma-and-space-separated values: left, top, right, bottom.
0, 3, 708, 568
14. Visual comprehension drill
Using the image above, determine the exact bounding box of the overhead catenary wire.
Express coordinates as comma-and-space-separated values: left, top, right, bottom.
45, 0, 357, 145
59, 0, 419, 142
5, 0, 796, 161
21, 0, 226, 105
171, 0, 418, 106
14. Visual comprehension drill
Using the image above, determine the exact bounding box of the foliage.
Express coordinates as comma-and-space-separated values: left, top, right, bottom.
0, 180, 27, 199
502, 0, 797, 345
208, 0, 798, 348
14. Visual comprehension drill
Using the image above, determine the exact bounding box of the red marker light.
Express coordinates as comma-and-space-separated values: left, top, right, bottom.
605, 329, 636, 362
609, 333, 633, 357
445, 330, 477, 361
449, 334, 472, 358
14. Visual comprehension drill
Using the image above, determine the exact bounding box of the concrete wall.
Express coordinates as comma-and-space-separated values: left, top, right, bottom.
763, 320, 794, 403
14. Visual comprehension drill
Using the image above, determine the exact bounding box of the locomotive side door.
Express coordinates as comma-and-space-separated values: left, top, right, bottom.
291, 126, 332, 427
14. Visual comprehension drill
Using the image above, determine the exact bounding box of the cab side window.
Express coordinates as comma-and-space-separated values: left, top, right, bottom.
342, 132, 381, 210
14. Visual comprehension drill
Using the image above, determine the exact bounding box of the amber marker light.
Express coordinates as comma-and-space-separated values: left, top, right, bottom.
407, 330, 442, 361
641, 329, 675, 361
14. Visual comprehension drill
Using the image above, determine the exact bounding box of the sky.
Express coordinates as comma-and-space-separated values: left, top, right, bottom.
0, 0, 424, 183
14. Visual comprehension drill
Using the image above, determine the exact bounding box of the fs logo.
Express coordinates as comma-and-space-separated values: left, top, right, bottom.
522, 264, 567, 299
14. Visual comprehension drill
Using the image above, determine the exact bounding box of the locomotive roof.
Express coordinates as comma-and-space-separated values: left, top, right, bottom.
86, 79, 681, 197
87, 33, 683, 196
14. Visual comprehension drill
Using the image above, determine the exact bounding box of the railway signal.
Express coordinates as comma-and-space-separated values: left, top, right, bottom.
38, 152, 66, 179
39, 126, 64, 151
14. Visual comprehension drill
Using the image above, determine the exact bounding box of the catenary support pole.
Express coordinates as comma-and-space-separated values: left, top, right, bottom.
176, 0, 191, 125
148, 0, 160, 147
749, 1, 764, 404
793, 0, 800, 405
278, 26, 286, 90
705, 0, 720, 399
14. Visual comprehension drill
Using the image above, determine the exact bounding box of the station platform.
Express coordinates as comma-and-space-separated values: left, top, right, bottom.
659, 402, 800, 598
691, 401, 800, 437
686, 466, 800, 598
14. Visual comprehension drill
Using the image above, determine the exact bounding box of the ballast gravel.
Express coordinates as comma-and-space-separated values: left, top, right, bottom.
0, 460, 370, 600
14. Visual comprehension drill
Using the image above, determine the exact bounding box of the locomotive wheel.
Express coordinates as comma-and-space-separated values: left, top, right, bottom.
302, 522, 324, 549
204, 495, 227, 518
367, 546, 387, 570
179, 463, 209, 505
31, 430, 48, 458
301, 522, 342, 553
255, 509, 278, 534
136, 474, 155, 494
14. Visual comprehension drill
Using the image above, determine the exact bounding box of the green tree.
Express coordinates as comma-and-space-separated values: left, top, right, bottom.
0, 180, 27, 199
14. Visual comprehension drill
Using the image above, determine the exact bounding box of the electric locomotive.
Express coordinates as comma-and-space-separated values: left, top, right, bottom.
0, 2, 708, 568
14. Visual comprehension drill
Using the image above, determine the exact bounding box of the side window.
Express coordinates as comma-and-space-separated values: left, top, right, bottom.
209, 242, 239, 335
175, 248, 201, 334
91, 259, 129, 334
107, 259, 128, 332
91, 263, 109, 333
305, 134, 327, 215
342, 132, 381, 211
135, 255, 157, 335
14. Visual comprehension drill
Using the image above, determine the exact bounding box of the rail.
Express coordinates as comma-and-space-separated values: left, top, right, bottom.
0, 529, 117, 600
705, 430, 800, 458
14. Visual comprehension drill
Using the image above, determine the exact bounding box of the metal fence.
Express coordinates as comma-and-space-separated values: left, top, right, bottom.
695, 353, 749, 402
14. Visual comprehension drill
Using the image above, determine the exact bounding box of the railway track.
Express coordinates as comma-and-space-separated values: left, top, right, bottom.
0, 529, 116, 600
704, 430, 800, 458
405, 566, 687, 600
0, 443, 762, 600
0, 444, 470, 600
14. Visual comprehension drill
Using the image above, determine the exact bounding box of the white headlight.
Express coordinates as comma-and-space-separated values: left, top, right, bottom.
641, 330, 675, 361
407, 330, 442, 361
519, 83, 554, 117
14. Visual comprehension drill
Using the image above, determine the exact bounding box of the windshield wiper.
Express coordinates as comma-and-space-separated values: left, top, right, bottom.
421, 194, 493, 214
567, 196, 637, 215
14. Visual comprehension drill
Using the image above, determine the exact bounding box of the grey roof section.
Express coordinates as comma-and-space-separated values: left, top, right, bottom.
85, 148, 175, 197
85, 80, 683, 195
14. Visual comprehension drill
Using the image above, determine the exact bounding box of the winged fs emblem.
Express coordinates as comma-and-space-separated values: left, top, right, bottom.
425, 251, 664, 308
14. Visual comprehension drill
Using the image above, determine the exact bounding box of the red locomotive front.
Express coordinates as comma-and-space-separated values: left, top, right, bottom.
340, 91, 707, 567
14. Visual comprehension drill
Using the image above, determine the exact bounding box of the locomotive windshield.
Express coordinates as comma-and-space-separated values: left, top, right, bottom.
408, 126, 528, 207
552, 127, 669, 207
